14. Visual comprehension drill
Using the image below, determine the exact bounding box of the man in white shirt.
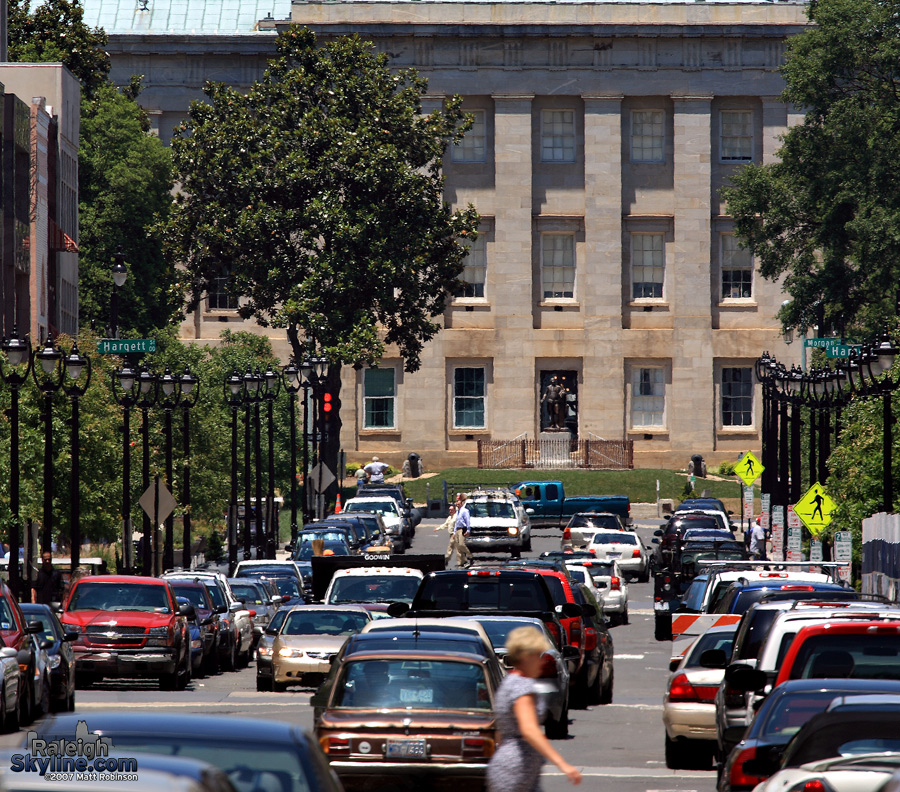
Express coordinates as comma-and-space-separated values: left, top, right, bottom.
364, 456, 390, 484
446, 494, 473, 569
749, 518, 768, 561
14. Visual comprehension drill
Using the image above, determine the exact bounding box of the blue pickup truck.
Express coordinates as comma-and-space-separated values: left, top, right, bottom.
512, 480, 631, 529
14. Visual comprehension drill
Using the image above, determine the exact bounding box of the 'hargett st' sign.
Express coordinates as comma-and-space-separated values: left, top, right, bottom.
97, 339, 157, 354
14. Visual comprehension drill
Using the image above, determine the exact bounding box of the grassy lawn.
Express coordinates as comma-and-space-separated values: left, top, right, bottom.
396, 468, 745, 504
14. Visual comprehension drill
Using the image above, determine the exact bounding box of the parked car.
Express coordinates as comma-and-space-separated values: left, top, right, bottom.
329, 512, 392, 553
29, 711, 345, 792
61, 575, 192, 690
562, 512, 628, 549
0, 636, 21, 731
586, 531, 649, 582
323, 567, 423, 607
567, 559, 629, 625
663, 623, 737, 770
265, 604, 371, 691
20, 603, 76, 713
0, 580, 41, 722
256, 607, 288, 690
316, 650, 497, 789
165, 579, 221, 674
228, 578, 279, 642
512, 480, 631, 529
711, 580, 858, 615
465, 488, 532, 557
178, 598, 206, 678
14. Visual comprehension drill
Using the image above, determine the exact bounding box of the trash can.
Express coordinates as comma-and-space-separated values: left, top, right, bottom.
407, 452, 421, 478
689, 454, 707, 478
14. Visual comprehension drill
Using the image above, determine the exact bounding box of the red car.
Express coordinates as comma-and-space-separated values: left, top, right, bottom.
0, 581, 40, 722
61, 575, 192, 690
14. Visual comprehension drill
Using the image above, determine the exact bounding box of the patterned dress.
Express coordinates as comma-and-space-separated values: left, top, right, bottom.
487, 673, 547, 792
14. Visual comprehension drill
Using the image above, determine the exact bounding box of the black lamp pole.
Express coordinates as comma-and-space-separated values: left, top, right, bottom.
112, 365, 139, 573
32, 336, 65, 554
262, 365, 281, 559
225, 371, 244, 573
253, 368, 264, 558
110, 248, 128, 339
179, 368, 199, 570
1, 329, 32, 598
242, 368, 260, 559
282, 362, 302, 548
62, 343, 91, 573
136, 368, 159, 575
158, 367, 183, 572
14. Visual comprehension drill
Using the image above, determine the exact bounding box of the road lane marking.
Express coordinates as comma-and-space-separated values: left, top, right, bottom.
543, 767, 709, 779
615, 654, 646, 659
77, 701, 310, 708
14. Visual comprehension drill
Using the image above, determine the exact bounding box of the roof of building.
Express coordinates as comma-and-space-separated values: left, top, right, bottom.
82, 0, 291, 36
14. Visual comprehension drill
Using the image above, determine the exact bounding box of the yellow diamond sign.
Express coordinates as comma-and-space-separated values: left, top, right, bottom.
734, 451, 764, 487
794, 482, 836, 537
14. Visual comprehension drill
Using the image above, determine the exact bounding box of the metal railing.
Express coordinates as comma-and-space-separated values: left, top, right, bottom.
477, 438, 634, 470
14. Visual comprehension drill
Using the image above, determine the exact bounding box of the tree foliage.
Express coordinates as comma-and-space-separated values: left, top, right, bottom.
723, 0, 900, 337
166, 26, 480, 372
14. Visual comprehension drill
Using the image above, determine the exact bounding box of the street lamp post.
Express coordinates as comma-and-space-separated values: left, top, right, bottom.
282, 362, 302, 549
225, 371, 244, 573
179, 368, 199, 570
242, 368, 260, 559
32, 336, 65, 554
158, 367, 183, 572
302, 354, 330, 520
0, 329, 32, 598
253, 368, 264, 558
111, 364, 139, 572
262, 365, 281, 559
63, 343, 91, 572
109, 249, 128, 340
136, 368, 159, 575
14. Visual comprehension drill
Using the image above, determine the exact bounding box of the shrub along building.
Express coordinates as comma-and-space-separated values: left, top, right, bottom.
87, 0, 804, 468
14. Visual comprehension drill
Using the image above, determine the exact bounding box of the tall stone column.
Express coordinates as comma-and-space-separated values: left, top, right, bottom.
582, 94, 624, 438
492, 94, 535, 434
671, 95, 714, 451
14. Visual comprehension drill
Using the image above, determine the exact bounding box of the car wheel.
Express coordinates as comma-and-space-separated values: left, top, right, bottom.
160, 669, 179, 691
664, 735, 681, 769
621, 608, 629, 626
223, 638, 237, 672
544, 699, 568, 739
206, 646, 221, 676
599, 667, 613, 705
523, 535, 532, 552
176, 647, 191, 691
273, 680, 288, 693
655, 612, 673, 642
19, 678, 34, 726
510, 547, 521, 560
4, 683, 18, 733
639, 568, 650, 583
569, 668, 588, 710
38, 675, 50, 717
66, 691, 75, 712
256, 675, 273, 692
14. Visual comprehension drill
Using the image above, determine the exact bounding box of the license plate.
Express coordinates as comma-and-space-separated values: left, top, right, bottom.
607, 551, 621, 558
386, 738, 427, 758
399, 687, 433, 704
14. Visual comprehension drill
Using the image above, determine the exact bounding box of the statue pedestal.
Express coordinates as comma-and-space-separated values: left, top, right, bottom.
539, 431, 570, 469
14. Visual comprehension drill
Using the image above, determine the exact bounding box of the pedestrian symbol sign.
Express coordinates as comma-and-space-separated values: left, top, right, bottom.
734, 452, 764, 487
794, 482, 836, 537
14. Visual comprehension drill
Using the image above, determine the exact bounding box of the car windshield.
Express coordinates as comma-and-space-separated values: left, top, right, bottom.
568, 568, 589, 586
759, 690, 849, 741
270, 577, 303, 599
297, 531, 348, 544
333, 659, 490, 710
685, 629, 735, 667
417, 577, 551, 612
268, 609, 288, 633
348, 501, 398, 516
570, 515, 619, 530
592, 533, 636, 545
229, 584, 265, 606
295, 541, 351, 560
682, 529, 733, 541
204, 585, 226, 609
476, 619, 543, 648
169, 586, 210, 609
281, 610, 369, 636
328, 575, 420, 605
469, 501, 515, 518
67, 583, 171, 613
789, 633, 900, 680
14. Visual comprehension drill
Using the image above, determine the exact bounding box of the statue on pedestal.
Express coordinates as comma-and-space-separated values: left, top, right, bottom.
541, 377, 567, 431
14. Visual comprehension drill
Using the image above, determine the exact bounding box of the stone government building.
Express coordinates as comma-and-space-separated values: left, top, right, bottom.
87, 0, 805, 468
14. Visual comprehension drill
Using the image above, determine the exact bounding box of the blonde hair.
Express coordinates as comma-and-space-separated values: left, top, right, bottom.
505, 626, 551, 667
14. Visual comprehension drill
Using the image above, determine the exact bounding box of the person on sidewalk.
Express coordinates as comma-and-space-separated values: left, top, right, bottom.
445, 494, 473, 569
749, 518, 768, 561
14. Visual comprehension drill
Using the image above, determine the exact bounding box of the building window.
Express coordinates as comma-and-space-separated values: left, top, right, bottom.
721, 110, 753, 162
452, 110, 486, 163
721, 234, 753, 299
632, 367, 665, 428
457, 234, 486, 298
632, 234, 665, 299
363, 368, 396, 429
631, 110, 664, 163
541, 234, 575, 300
207, 274, 238, 310
541, 110, 576, 162
454, 367, 486, 428
722, 367, 753, 427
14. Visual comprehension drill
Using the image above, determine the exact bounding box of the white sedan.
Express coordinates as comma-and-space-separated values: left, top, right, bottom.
586, 531, 650, 582
566, 560, 629, 625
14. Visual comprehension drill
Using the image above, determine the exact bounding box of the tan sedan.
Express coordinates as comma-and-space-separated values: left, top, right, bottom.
271, 605, 372, 691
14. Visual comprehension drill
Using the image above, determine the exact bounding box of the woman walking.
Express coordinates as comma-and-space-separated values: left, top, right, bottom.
487, 627, 582, 791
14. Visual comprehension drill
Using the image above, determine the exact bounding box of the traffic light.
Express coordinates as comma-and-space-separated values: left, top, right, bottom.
322, 392, 333, 415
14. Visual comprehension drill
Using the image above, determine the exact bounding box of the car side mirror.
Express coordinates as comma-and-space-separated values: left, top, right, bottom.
653, 530, 663, 537
64, 631, 78, 642
725, 664, 767, 692
698, 649, 728, 669
0, 647, 16, 660
271, 595, 283, 605
562, 645, 580, 660
200, 618, 214, 627
25, 622, 42, 635
669, 658, 681, 672
39, 639, 53, 651
50, 601, 62, 613
265, 625, 278, 635
526, 508, 535, 515
178, 603, 196, 619
229, 602, 242, 613
581, 603, 597, 619
387, 602, 410, 618
215, 605, 228, 615
651, 538, 659, 545
561, 602, 582, 620
727, 510, 734, 516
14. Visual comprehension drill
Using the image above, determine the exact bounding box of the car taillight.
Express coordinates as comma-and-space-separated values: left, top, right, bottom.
539, 653, 558, 678
779, 585, 814, 592
610, 576, 621, 591
467, 570, 499, 576
462, 737, 492, 757
667, 673, 718, 703
546, 621, 561, 646
563, 527, 571, 541
729, 746, 765, 790
323, 737, 350, 755
569, 620, 582, 646
632, 548, 641, 558
798, 782, 828, 792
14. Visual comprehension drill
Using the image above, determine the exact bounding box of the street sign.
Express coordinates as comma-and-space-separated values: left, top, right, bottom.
139, 479, 176, 524
834, 531, 853, 583
743, 485, 754, 522
308, 462, 336, 493
734, 452, 763, 487
794, 482, 837, 536
760, 493, 771, 532
771, 505, 785, 560
810, 540, 823, 563
826, 344, 861, 359
787, 507, 802, 549
97, 338, 157, 355
804, 338, 860, 349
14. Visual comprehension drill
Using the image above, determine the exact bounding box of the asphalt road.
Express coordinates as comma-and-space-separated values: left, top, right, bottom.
1, 518, 719, 792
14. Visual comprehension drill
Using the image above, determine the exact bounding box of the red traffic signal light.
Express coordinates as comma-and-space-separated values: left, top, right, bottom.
323, 392, 333, 413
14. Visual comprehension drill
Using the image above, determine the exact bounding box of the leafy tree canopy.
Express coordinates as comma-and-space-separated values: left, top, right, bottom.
166, 26, 480, 372
724, 0, 900, 338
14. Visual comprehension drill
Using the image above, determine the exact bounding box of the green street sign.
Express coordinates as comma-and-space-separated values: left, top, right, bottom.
805, 337, 860, 349
97, 338, 157, 355
826, 344, 861, 359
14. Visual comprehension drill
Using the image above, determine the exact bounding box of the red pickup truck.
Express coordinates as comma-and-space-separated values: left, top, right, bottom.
60, 575, 192, 690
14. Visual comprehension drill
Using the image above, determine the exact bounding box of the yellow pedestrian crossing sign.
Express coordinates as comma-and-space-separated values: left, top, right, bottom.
794, 483, 836, 537
734, 452, 764, 487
